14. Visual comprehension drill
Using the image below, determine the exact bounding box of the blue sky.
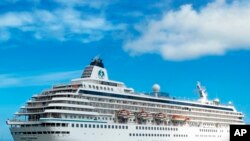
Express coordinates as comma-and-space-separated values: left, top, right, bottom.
1, 0, 250, 140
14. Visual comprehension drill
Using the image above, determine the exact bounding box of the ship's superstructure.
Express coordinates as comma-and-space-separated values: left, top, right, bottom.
7, 57, 244, 141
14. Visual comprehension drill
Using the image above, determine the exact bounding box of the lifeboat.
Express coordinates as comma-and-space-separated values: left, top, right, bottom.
171, 115, 190, 121
154, 112, 166, 120
117, 109, 131, 118
137, 111, 151, 119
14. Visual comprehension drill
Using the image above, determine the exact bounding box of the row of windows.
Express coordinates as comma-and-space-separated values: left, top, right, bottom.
12, 131, 70, 135
20, 123, 128, 130
65, 115, 112, 121
173, 134, 188, 137
45, 106, 93, 112
200, 129, 218, 132
136, 126, 178, 131
195, 134, 222, 138
71, 123, 128, 130
85, 84, 114, 92
129, 133, 188, 138
21, 123, 68, 127
200, 129, 227, 133
129, 133, 170, 137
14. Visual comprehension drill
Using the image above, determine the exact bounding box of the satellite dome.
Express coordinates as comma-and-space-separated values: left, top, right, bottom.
214, 98, 220, 103
152, 84, 160, 92
228, 101, 233, 105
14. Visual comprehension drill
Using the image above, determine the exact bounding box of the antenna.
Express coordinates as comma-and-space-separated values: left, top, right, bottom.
93, 55, 100, 61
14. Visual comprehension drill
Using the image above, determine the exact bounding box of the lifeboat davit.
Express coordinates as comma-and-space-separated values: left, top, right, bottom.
171, 115, 190, 121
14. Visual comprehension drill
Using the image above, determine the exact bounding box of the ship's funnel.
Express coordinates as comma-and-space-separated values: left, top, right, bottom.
81, 57, 109, 80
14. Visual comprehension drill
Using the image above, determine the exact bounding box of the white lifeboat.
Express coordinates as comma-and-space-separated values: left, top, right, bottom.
137, 111, 151, 119
171, 115, 190, 121
117, 109, 131, 118
154, 112, 166, 120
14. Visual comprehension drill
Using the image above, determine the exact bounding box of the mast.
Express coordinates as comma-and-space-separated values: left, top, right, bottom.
197, 81, 208, 103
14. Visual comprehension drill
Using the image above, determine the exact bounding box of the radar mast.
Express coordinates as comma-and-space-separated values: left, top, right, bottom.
197, 81, 208, 103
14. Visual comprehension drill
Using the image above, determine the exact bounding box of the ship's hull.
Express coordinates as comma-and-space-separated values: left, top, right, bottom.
10, 123, 229, 141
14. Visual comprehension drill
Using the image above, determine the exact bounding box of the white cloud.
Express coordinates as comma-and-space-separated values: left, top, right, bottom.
54, 0, 110, 9
0, 12, 33, 27
124, 0, 250, 61
0, 5, 124, 42
0, 70, 81, 88
0, 74, 20, 87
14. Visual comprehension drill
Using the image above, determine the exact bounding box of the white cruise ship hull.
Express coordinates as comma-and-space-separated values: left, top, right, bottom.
10, 123, 229, 141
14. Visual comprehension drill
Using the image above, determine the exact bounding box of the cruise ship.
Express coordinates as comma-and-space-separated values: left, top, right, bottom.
7, 57, 244, 141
